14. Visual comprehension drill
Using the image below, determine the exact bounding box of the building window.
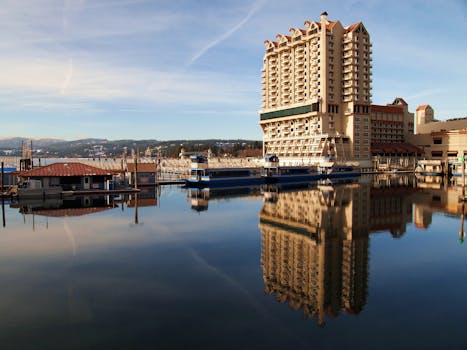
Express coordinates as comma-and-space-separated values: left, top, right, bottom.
431, 151, 443, 157
433, 138, 442, 145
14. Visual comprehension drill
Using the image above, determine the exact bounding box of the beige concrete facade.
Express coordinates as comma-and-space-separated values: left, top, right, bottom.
370, 98, 414, 144
409, 104, 467, 161
408, 130, 467, 161
259, 12, 372, 164
416, 104, 467, 135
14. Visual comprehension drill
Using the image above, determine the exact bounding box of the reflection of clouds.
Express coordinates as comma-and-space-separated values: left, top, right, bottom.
188, 247, 265, 315
1, 197, 260, 260
64, 220, 77, 256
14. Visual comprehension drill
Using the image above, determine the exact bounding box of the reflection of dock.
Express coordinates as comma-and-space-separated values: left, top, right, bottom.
11, 195, 117, 218
187, 186, 262, 212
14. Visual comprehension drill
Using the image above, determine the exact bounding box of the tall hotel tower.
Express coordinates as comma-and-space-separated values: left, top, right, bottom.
260, 12, 372, 164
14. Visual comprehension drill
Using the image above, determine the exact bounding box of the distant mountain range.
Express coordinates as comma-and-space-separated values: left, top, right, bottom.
0, 137, 262, 158
0, 137, 65, 148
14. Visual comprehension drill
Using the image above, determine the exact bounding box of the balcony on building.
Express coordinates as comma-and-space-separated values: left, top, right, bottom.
296, 79, 305, 87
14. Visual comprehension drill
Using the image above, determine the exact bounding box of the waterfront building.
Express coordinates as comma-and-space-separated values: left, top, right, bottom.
408, 105, 467, 161
260, 12, 373, 166
127, 162, 157, 186
15, 162, 118, 192
370, 98, 422, 169
370, 98, 414, 144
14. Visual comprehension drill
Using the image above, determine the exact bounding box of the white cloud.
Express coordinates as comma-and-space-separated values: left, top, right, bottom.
0, 54, 257, 111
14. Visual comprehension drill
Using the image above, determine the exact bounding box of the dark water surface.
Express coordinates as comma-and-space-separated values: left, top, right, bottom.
1, 176, 467, 349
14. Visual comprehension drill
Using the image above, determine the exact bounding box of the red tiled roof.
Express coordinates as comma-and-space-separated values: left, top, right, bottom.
33, 207, 113, 217
316, 22, 336, 30
416, 104, 429, 111
327, 21, 336, 29
18, 162, 118, 177
345, 22, 360, 33
371, 104, 404, 114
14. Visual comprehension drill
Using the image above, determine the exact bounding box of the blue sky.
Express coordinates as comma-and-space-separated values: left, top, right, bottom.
0, 0, 465, 140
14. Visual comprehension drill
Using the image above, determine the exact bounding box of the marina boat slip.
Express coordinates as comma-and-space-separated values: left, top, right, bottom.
448, 162, 466, 177
262, 155, 321, 184
414, 159, 444, 176
186, 155, 263, 188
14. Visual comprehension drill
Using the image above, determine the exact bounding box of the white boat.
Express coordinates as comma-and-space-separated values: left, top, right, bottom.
262, 155, 321, 183
185, 155, 263, 188
318, 161, 361, 179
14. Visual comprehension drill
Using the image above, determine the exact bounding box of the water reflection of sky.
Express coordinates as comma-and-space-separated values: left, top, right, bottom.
1, 182, 467, 349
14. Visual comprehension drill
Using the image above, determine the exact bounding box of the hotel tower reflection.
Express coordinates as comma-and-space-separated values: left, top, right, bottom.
259, 183, 370, 326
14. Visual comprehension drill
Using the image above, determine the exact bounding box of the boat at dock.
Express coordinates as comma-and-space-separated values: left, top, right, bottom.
185, 155, 263, 188
318, 161, 361, 179
262, 155, 321, 184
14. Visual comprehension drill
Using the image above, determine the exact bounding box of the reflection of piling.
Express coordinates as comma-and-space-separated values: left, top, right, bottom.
134, 193, 139, 225
1, 198, 5, 228
460, 203, 465, 244
462, 161, 466, 199
1, 161, 4, 194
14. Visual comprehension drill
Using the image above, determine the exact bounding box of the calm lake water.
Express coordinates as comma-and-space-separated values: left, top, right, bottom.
1, 175, 467, 349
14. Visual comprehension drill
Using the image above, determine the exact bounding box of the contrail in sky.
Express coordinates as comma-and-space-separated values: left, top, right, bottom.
188, 0, 265, 65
